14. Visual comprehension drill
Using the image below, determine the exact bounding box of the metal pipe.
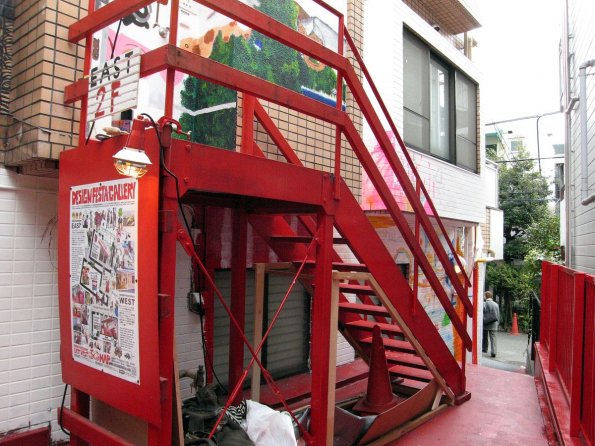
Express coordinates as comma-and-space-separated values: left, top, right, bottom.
579, 59, 595, 205
562, 0, 572, 266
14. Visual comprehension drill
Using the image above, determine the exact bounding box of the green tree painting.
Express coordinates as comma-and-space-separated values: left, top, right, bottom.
178, 0, 338, 149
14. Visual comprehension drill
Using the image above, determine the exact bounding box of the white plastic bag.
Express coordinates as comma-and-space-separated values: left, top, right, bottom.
245, 400, 297, 446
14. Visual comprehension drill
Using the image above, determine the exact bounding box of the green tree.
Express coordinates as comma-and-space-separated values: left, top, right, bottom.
486, 146, 561, 332
179, 33, 238, 149
177, 0, 338, 147
499, 147, 551, 261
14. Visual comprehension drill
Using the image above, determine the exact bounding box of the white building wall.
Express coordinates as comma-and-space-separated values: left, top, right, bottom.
364, 1, 486, 225
567, 0, 595, 274
0, 166, 67, 441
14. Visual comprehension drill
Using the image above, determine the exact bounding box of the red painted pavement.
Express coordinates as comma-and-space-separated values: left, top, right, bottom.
393, 365, 552, 445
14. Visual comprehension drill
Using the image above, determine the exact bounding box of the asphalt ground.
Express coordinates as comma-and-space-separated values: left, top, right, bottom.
480, 330, 532, 374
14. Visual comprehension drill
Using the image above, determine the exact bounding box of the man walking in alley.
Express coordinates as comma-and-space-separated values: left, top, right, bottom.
482, 291, 500, 357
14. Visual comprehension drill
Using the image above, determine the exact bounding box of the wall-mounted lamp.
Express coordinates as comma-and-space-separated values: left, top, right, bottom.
113, 117, 152, 178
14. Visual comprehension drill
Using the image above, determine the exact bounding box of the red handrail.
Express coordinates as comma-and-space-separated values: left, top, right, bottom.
343, 29, 471, 290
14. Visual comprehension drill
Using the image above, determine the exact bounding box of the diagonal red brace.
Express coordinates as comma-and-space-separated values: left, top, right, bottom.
176, 226, 314, 444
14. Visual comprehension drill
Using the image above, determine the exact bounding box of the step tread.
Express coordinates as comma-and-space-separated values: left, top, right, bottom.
339, 302, 389, 317
270, 235, 347, 244
338, 284, 376, 295
345, 319, 403, 335
389, 364, 433, 382
299, 260, 368, 272
360, 336, 416, 354
384, 351, 427, 369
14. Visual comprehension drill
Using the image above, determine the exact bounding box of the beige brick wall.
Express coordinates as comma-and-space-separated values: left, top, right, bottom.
1, 0, 85, 176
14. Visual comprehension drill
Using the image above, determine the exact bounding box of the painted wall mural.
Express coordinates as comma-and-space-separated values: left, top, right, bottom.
362, 130, 437, 214
176, 0, 344, 149
90, 0, 346, 149
369, 216, 472, 356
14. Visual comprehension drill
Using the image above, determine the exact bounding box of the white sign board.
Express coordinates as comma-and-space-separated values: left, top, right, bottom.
87, 49, 141, 123
70, 179, 140, 383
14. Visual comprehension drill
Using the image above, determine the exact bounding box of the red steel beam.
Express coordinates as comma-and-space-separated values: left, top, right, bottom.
65, 45, 346, 130
60, 408, 135, 446
169, 140, 329, 208
309, 212, 335, 444
570, 272, 586, 436
229, 209, 248, 405
0, 426, 50, 446
68, 0, 156, 42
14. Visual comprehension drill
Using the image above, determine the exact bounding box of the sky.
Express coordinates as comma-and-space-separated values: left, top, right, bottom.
474, 0, 566, 178
474, 0, 564, 124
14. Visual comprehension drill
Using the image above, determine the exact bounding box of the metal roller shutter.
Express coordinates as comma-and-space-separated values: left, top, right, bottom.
212, 270, 310, 388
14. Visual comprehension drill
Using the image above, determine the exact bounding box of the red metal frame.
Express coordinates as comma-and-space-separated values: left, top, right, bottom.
538, 261, 594, 445
58, 134, 162, 432
59, 1, 479, 444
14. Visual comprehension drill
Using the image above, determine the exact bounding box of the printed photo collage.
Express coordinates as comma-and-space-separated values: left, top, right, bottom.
71, 206, 136, 360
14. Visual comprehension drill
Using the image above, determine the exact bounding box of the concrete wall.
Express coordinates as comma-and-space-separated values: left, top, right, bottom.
566, 0, 595, 274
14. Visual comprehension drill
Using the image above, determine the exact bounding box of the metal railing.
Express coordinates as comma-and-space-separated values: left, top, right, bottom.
540, 261, 594, 443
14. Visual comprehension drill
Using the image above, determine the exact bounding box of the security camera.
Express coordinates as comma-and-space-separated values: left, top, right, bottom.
432, 24, 440, 32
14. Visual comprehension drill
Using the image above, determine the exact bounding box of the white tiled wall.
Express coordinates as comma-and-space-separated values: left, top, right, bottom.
0, 166, 67, 441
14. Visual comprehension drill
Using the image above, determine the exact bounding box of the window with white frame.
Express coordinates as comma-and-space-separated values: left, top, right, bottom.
403, 30, 478, 172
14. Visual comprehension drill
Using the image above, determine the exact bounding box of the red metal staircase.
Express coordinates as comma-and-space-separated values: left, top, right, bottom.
62, 0, 475, 444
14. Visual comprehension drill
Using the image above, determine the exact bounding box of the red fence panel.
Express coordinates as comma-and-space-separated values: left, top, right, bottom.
582, 276, 595, 444
541, 261, 594, 445
554, 266, 575, 394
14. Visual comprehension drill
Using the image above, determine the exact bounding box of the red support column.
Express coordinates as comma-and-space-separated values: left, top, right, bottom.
241, 94, 255, 155
69, 388, 90, 446
228, 209, 248, 404
152, 135, 178, 445
164, 0, 179, 117
472, 264, 479, 365
548, 264, 559, 373
204, 207, 220, 384
540, 261, 551, 350
570, 272, 586, 436
310, 212, 335, 445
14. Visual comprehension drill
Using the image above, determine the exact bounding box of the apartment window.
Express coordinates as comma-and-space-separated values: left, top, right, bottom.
403, 31, 478, 172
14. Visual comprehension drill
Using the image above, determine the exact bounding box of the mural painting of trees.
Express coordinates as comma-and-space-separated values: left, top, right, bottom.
178, 0, 338, 149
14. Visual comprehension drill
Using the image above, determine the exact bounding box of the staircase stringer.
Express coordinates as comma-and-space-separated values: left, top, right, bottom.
343, 29, 471, 292
365, 274, 455, 402
249, 100, 466, 395
333, 180, 464, 396
341, 119, 471, 349
252, 100, 391, 324
342, 64, 472, 318
253, 96, 470, 349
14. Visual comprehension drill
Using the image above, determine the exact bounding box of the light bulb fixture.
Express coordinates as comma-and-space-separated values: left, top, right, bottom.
113, 117, 152, 178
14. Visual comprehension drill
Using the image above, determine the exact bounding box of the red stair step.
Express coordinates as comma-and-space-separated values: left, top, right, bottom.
384, 351, 427, 370
339, 302, 389, 317
298, 260, 368, 272
360, 336, 416, 354
270, 235, 347, 244
389, 364, 433, 383
345, 319, 403, 336
338, 283, 376, 295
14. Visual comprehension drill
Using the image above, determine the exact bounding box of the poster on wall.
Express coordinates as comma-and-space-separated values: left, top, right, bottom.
69, 179, 140, 384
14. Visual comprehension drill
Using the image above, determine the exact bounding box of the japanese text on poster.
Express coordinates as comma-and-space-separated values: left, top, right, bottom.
70, 179, 140, 384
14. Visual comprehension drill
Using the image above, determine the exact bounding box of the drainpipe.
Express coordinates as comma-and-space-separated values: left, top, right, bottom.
579, 59, 595, 205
